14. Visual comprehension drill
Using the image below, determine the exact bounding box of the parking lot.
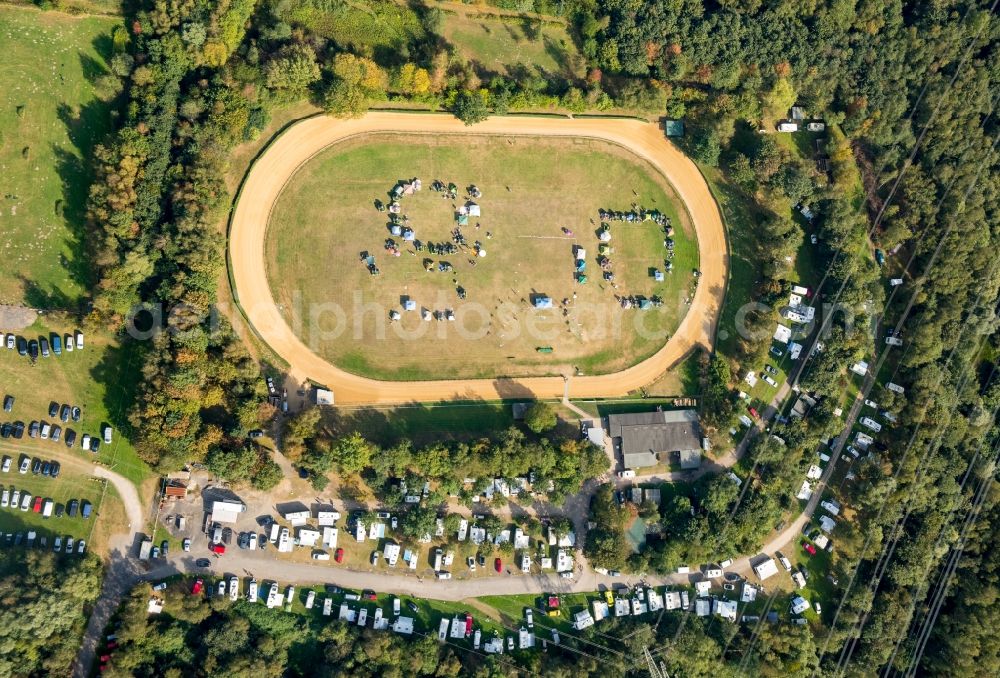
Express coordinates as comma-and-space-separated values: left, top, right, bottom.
0, 448, 107, 548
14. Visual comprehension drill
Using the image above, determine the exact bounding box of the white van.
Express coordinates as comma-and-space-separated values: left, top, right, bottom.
860, 417, 882, 432
617, 469, 636, 479
312, 551, 330, 561
885, 336, 903, 346
436, 571, 452, 580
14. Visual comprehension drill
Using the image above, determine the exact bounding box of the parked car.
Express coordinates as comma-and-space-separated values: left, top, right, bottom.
75, 330, 84, 350
65, 334, 74, 352
210, 543, 225, 554
40, 423, 50, 440
68, 499, 79, 517
335, 548, 344, 563
748, 407, 760, 419
81, 501, 92, 519
770, 346, 784, 357
41, 461, 51, 476
161, 540, 169, 557
407, 601, 419, 613
66, 538, 74, 553
3, 395, 13, 412
5, 334, 14, 349
17, 337, 27, 355
195, 558, 211, 567
32, 496, 43, 513
19, 456, 29, 474
802, 542, 817, 556
467, 556, 476, 571
494, 558, 502, 573
762, 375, 778, 387
28, 421, 39, 438
1, 456, 9, 473
60, 404, 70, 422
51, 426, 61, 443
764, 365, 778, 375
81, 434, 91, 451
91, 438, 101, 453
31, 457, 41, 474
39, 338, 49, 357
11, 421, 23, 439
65, 429, 76, 448
182, 538, 191, 552
103, 425, 113, 444
48, 402, 59, 418
51, 334, 62, 355
71, 406, 81, 422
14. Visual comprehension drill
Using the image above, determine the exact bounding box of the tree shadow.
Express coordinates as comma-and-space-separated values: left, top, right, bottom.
89, 335, 145, 435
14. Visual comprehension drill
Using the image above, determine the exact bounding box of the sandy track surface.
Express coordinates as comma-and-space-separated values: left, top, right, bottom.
228, 112, 728, 404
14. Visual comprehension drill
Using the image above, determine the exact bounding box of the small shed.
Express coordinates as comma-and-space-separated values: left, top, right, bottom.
664, 119, 685, 137
467, 203, 481, 217
598, 229, 611, 242
777, 121, 799, 132
653, 269, 664, 281
533, 296, 554, 309
403, 299, 417, 311
774, 324, 792, 344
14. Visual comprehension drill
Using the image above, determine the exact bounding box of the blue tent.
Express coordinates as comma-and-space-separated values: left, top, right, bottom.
576, 260, 586, 272
638, 299, 653, 310
533, 297, 554, 309
653, 269, 664, 281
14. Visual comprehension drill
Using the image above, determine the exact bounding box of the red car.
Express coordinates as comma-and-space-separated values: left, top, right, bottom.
32, 496, 43, 513
748, 407, 760, 419
494, 558, 502, 573
802, 542, 817, 556
334, 548, 344, 563
99, 655, 111, 663
191, 579, 204, 595
209, 543, 225, 554
106, 642, 118, 650
363, 590, 377, 601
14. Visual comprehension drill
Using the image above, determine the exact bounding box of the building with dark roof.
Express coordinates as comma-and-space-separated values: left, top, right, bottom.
607, 410, 703, 469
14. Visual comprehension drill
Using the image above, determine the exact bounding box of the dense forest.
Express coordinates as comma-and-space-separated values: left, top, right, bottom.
73, 0, 1000, 675
0, 552, 104, 676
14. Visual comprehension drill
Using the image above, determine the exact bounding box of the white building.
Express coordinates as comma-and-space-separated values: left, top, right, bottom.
573, 610, 595, 630
384, 542, 401, 566
322, 527, 338, 548
774, 324, 792, 344
714, 599, 738, 622
211, 500, 245, 525
283, 510, 310, 527
754, 558, 780, 581
457, 519, 468, 541
297, 528, 320, 547
393, 617, 414, 635
339, 604, 357, 622
664, 591, 682, 610
790, 596, 810, 615
695, 580, 712, 597
316, 510, 340, 526
592, 600, 609, 622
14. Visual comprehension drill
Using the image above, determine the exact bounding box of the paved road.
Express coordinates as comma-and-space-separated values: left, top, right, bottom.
0, 441, 147, 678
228, 112, 729, 404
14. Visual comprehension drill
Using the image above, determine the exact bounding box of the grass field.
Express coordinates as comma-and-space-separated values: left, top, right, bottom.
266, 133, 697, 381
327, 401, 516, 446
440, 12, 584, 79
0, 6, 120, 307
0, 316, 150, 486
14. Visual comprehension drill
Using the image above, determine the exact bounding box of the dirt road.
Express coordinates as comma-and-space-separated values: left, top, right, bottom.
228, 112, 728, 404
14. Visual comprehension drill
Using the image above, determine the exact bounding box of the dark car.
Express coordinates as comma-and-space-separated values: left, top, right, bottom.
31, 458, 42, 474
17, 337, 27, 356
39, 338, 49, 357
195, 558, 211, 568
41, 461, 51, 476
48, 402, 59, 418
55, 503, 64, 517
3, 395, 13, 412
29, 421, 39, 438
50, 425, 61, 443
764, 365, 779, 375
50, 461, 60, 478
71, 406, 81, 422
362, 590, 377, 601
769, 346, 784, 358
64, 429, 76, 448
248, 429, 264, 439
477, 553, 486, 567
90, 438, 101, 453
0, 423, 10, 438
59, 404, 70, 422
407, 601, 419, 613
12, 421, 24, 439
67, 499, 79, 517
161, 540, 169, 556
81, 501, 92, 519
